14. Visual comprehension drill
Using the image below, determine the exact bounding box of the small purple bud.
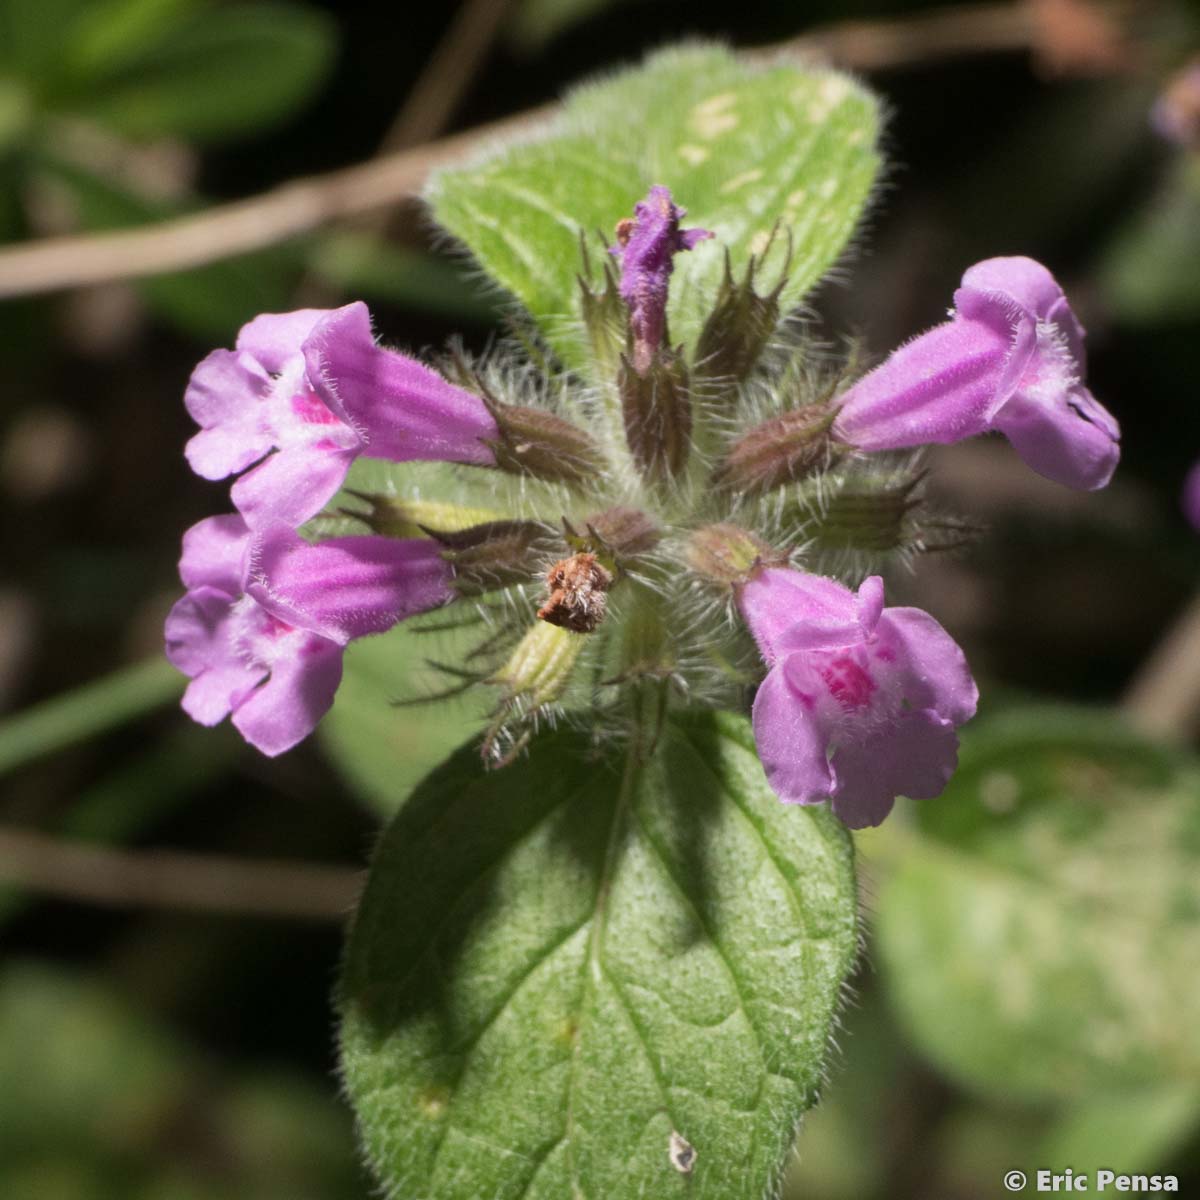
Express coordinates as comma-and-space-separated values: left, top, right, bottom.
832, 256, 1121, 491
611, 185, 712, 374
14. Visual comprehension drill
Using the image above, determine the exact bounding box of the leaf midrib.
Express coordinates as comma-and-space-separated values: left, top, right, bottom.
562, 743, 641, 1199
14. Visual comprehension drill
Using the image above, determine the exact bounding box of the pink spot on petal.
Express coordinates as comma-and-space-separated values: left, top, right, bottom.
875, 647, 896, 663
290, 390, 342, 426
820, 655, 876, 710
262, 613, 295, 639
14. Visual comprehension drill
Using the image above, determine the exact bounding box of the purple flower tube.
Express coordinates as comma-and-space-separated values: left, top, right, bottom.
185, 303, 499, 530
164, 515, 453, 755
833, 256, 1121, 491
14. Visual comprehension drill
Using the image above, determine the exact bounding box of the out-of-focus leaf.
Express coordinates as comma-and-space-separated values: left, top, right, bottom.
0, 0, 92, 79
508, 0, 629, 52
0, 963, 364, 1199
875, 707, 1200, 1103
1039, 1084, 1200, 1177
80, 2, 336, 142
781, 990, 904, 1200
43, 159, 296, 337
310, 232, 505, 324
1099, 158, 1200, 324
62, 0, 201, 81
340, 711, 857, 1199
0, 655, 181, 777
0, 77, 34, 153
0, 963, 185, 1159
429, 45, 881, 369
0, 727, 239, 928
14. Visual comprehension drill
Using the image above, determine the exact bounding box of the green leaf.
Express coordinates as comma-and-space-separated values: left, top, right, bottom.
79, 2, 336, 142
340, 710, 857, 1199
427, 45, 881, 368
320, 623, 493, 818
1099, 158, 1200, 324
0, 655, 181, 777
0, 0, 92, 78
874, 707, 1200, 1104
62, 0, 201, 81
1039, 1084, 1200, 1176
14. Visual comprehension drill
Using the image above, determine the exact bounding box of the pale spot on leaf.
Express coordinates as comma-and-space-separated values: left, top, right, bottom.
720, 169, 763, 194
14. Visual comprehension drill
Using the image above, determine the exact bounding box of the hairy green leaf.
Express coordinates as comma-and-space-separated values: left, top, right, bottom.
340, 710, 856, 1199
428, 45, 881, 367
875, 707, 1200, 1103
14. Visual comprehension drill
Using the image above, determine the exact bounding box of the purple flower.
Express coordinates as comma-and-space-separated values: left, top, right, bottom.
832, 256, 1121, 491
164, 514, 453, 756
185, 303, 498, 530
738, 568, 978, 828
1183, 460, 1200, 532
611, 185, 712, 373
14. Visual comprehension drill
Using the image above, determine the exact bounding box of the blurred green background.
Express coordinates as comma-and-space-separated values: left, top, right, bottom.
2, 0, 1200, 1196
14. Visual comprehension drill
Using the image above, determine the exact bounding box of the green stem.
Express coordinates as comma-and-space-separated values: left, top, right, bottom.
0, 656, 183, 776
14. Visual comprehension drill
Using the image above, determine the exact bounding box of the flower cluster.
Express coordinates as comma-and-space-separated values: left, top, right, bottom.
167, 185, 1120, 826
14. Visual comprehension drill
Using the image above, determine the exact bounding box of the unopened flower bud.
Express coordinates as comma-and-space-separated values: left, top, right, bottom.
618, 349, 692, 481
579, 506, 661, 559
489, 621, 584, 712
808, 476, 923, 553
685, 522, 780, 586
435, 520, 562, 595
486, 401, 606, 486
611, 185, 712, 374
714, 402, 838, 494
578, 240, 628, 376
695, 244, 788, 384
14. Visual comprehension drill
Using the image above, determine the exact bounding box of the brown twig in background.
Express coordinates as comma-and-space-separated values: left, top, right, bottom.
380, 0, 517, 153
1122, 591, 1200, 742
0, 1, 1132, 300
0, 824, 361, 920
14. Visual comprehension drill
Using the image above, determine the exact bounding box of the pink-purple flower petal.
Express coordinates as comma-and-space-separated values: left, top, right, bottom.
178, 513, 251, 593
184, 350, 275, 480
1183, 460, 1200, 532
302, 302, 498, 466
247, 523, 454, 645
834, 255, 1121, 490
166, 512, 452, 756
236, 309, 331, 374
738, 566, 977, 826
229, 634, 344, 757
832, 318, 1008, 450
230, 444, 359, 532
830, 710, 960, 828
750, 663, 837, 804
